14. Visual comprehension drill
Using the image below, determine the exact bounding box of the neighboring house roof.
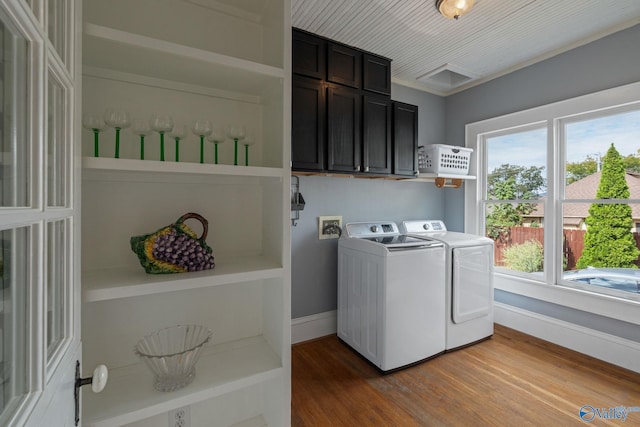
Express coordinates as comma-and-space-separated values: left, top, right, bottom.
525, 172, 640, 221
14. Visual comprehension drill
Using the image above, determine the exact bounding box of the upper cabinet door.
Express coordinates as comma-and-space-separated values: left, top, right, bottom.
327, 84, 361, 172
327, 43, 361, 89
293, 29, 326, 80
363, 53, 391, 96
292, 76, 326, 171
393, 102, 419, 177
363, 95, 392, 174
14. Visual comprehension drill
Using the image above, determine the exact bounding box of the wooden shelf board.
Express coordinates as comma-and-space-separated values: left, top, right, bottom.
291, 170, 476, 181
83, 157, 284, 179
83, 256, 283, 302
83, 336, 283, 427
83, 23, 284, 95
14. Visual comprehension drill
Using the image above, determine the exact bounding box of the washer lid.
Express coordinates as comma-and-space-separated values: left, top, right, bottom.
361, 234, 441, 249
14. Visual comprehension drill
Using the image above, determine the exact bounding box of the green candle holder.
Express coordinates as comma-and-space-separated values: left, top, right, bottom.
191, 119, 213, 164
82, 114, 105, 157
104, 109, 131, 159
150, 114, 174, 162
132, 119, 152, 160
226, 125, 246, 166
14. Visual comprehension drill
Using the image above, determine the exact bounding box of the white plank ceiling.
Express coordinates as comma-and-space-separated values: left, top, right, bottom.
291, 0, 640, 95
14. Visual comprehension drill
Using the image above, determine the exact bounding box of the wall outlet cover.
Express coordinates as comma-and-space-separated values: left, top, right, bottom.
169, 406, 191, 427
318, 216, 343, 240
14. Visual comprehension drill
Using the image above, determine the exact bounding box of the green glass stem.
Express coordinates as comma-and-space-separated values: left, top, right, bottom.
244, 144, 249, 166
199, 136, 205, 164
115, 127, 121, 159
93, 129, 100, 157
175, 139, 180, 162
234, 139, 238, 165
160, 132, 165, 161
139, 135, 145, 160
214, 143, 219, 164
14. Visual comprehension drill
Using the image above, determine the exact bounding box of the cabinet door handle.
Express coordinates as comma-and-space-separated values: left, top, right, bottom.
75, 362, 109, 425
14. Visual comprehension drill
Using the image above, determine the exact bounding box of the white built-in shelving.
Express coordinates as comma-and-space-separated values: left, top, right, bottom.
80, 1, 291, 426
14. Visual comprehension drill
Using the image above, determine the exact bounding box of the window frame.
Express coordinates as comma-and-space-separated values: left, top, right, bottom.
465, 81, 640, 326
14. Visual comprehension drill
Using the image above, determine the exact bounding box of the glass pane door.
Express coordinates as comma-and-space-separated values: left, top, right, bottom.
0, 14, 29, 208
46, 220, 67, 360
0, 226, 29, 416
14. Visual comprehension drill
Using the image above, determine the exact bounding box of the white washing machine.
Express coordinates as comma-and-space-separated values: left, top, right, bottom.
401, 220, 494, 351
338, 221, 446, 372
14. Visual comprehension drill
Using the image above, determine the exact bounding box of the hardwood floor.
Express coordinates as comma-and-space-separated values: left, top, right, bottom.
292, 325, 640, 426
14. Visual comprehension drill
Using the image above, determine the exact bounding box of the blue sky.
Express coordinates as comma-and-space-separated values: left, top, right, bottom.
487, 109, 640, 173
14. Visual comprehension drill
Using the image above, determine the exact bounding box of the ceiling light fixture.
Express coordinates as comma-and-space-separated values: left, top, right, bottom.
436, 0, 475, 20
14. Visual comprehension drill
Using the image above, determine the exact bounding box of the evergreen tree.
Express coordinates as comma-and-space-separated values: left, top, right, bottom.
577, 144, 640, 269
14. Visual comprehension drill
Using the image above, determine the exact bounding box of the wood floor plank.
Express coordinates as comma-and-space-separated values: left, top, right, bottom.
292, 325, 640, 426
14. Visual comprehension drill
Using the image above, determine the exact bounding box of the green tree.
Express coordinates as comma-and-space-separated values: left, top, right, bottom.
566, 150, 640, 184
488, 164, 545, 199
485, 164, 545, 239
622, 150, 640, 173
566, 156, 598, 184
577, 144, 640, 269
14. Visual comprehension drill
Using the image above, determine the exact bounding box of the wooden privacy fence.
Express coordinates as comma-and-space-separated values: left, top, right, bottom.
493, 226, 640, 269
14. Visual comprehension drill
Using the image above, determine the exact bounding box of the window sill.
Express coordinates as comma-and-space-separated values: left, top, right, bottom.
494, 272, 640, 326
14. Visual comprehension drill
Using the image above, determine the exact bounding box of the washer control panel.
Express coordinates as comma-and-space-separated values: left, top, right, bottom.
345, 222, 399, 238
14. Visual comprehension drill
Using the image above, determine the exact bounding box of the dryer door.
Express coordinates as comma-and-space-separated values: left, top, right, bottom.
452, 244, 493, 324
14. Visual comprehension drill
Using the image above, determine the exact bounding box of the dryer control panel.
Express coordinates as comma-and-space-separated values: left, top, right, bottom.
403, 220, 447, 233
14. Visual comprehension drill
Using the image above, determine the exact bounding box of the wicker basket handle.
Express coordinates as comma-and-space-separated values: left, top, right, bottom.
177, 212, 209, 241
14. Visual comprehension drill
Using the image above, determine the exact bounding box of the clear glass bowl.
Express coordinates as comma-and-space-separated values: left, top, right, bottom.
134, 324, 212, 392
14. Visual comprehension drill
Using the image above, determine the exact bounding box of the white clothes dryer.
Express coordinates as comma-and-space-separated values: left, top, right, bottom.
401, 220, 494, 351
338, 221, 446, 372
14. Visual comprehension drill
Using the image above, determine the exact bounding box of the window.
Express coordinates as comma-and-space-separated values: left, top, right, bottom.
466, 82, 640, 321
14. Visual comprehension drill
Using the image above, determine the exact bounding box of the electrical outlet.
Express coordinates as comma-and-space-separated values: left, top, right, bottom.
169, 406, 191, 427
319, 215, 342, 240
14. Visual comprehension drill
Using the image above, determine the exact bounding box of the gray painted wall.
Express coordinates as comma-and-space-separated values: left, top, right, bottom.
291, 84, 446, 318
291, 24, 640, 325
444, 24, 640, 231
444, 24, 640, 341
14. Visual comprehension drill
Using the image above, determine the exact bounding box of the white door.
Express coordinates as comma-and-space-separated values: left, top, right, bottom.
0, 1, 82, 426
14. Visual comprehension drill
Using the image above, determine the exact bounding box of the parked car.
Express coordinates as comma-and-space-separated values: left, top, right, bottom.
563, 267, 640, 293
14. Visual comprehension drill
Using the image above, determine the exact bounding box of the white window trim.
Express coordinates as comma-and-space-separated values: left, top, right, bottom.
465, 81, 640, 326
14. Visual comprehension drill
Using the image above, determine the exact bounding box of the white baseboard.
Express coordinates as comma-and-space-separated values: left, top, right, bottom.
293, 306, 640, 374
291, 310, 337, 344
495, 302, 640, 374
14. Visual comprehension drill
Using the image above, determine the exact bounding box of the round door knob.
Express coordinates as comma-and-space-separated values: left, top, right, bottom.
91, 365, 109, 393
75, 362, 109, 425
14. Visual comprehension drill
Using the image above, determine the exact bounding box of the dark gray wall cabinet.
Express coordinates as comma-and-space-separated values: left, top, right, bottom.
292, 28, 415, 177
292, 75, 325, 170
292, 30, 326, 80
393, 102, 419, 177
363, 95, 392, 174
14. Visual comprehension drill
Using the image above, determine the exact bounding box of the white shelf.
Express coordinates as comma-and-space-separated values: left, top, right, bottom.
83, 255, 283, 302
83, 335, 283, 427
415, 172, 476, 180
83, 23, 285, 95
82, 157, 285, 180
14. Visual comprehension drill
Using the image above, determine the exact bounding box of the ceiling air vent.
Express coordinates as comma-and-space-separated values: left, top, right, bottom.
416, 64, 477, 90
